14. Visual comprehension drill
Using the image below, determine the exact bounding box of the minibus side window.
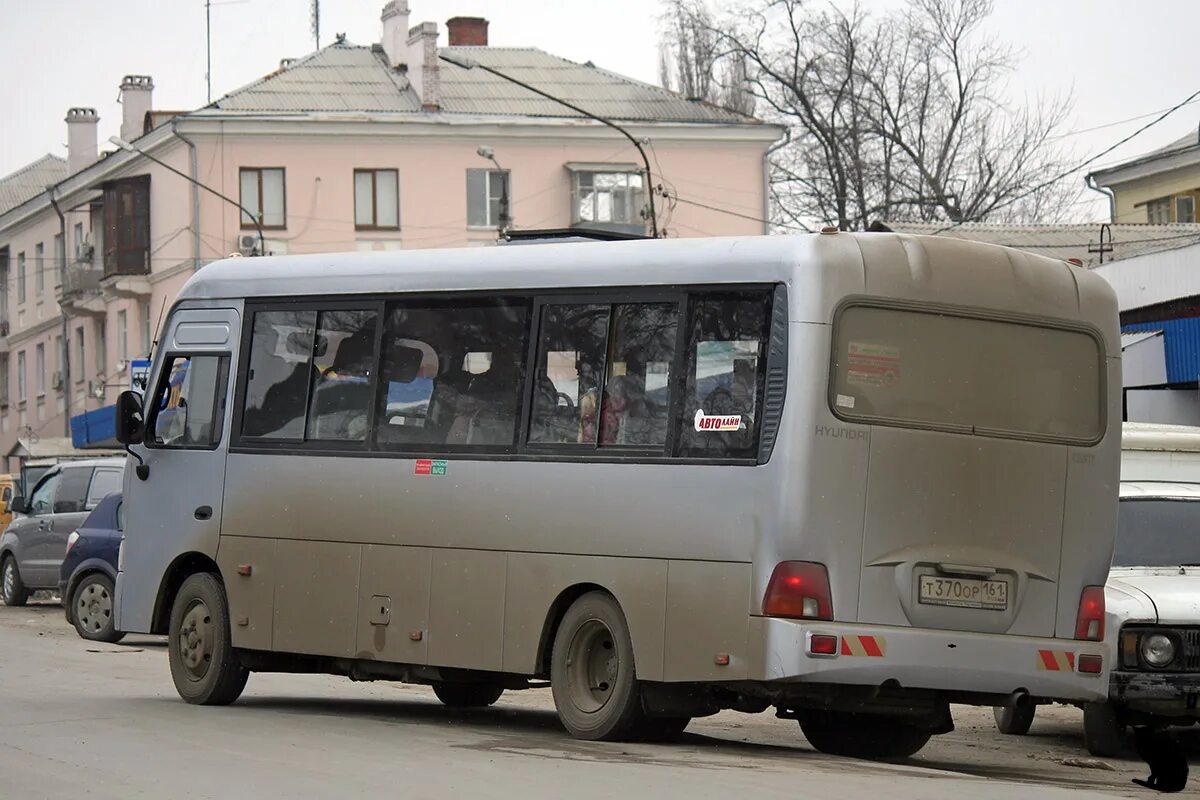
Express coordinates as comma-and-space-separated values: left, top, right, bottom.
528, 304, 610, 445
242, 310, 318, 439
305, 309, 379, 442
676, 291, 772, 459
150, 355, 230, 448
375, 298, 529, 450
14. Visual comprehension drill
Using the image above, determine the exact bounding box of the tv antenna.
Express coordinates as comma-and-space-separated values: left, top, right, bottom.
205, 0, 251, 104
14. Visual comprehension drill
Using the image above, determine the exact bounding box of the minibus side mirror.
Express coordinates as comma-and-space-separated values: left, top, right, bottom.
9, 495, 26, 515
115, 390, 146, 446
116, 390, 151, 481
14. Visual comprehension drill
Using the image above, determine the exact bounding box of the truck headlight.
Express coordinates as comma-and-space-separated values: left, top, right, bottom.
1140, 633, 1175, 668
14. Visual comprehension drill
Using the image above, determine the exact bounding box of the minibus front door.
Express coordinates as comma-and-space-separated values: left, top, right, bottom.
116, 307, 241, 635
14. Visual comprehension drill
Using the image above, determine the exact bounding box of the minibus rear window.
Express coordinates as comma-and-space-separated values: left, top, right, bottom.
830, 305, 1104, 444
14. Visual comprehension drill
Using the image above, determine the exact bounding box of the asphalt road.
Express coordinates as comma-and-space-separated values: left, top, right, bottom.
0, 599, 1194, 799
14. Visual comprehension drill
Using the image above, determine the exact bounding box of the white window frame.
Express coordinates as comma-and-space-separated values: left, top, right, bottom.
466, 169, 511, 229
16, 350, 25, 403
117, 309, 128, 363
35, 343, 45, 398
1176, 196, 1196, 224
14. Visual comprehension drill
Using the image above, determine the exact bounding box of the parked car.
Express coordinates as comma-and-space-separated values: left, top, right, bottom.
0, 473, 15, 528
0, 457, 124, 606
60, 492, 124, 643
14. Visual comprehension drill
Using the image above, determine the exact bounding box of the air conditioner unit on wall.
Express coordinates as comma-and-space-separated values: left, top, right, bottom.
237, 234, 259, 256
51, 371, 64, 391
76, 234, 94, 263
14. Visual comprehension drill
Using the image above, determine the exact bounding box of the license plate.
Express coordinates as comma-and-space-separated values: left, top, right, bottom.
919, 575, 1008, 611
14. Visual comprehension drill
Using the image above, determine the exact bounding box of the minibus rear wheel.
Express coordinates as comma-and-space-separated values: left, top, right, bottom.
551, 591, 646, 741
799, 710, 931, 759
168, 572, 249, 705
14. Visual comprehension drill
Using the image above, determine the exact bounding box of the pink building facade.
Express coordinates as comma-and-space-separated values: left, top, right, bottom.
0, 1, 781, 463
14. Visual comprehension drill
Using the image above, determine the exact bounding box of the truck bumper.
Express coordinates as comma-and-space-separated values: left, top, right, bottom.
1111, 671, 1200, 719
750, 617, 1108, 703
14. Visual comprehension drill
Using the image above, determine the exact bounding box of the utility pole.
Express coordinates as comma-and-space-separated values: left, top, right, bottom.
311, 0, 320, 50
206, 0, 212, 103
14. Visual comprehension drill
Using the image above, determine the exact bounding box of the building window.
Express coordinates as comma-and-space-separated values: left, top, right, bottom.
239, 168, 286, 229
35, 344, 45, 398
141, 301, 151, 355
54, 335, 63, 392
16, 351, 25, 403
34, 243, 44, 295
354, 169, 400, 230
570, 169, 645, 230
74, 222, 85, 260
466, 169, 510, 228
96, 318, 106, 375
1177, 196, 1196, 224
75, 327, 85, 384
1147, 197, 1171, 224
17, 252, 25, 304
53, 234, 64, 286
102, 175, 151, 276
117, 310, 128, 364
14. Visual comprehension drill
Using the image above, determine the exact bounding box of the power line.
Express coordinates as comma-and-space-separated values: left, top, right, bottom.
1047, 97, 1200, 142
935, 86, 1200, 234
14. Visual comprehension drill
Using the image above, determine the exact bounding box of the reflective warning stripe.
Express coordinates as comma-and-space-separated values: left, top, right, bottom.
840, 635, 886, 657
1037, 649, 1075, 671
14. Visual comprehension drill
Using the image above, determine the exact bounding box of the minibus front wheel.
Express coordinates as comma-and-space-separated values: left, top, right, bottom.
798, 710, 932, 759
168, 572, 249, 705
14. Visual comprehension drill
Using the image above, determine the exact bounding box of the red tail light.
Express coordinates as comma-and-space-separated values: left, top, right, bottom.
763, 561, 833, 620
1075, 586, 1105, 641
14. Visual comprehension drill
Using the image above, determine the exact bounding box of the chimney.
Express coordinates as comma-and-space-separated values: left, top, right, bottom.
119, 75, 154, 143
65, 107, 99, 174
380, 0, 411, 69
407, 21, 440, 111
446, 17, 488, 46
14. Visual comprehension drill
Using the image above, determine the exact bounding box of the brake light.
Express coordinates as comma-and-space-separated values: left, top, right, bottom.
763, 561, 833, 620
809, 634, 839, 655
65, 531, 80, 555
1075, 586, 1105, 641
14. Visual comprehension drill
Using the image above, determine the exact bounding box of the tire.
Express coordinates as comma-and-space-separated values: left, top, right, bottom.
1, 556, 29, 607
70, 573, 125, 644
1083, 701, 1125, 757
168, 573, 249, 705
993, 700, 1036, 736
551, 591, 646, 741
431, 682, 504, 708
799, 710, 933, 759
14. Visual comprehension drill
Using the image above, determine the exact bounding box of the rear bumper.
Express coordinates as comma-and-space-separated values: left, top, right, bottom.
750, 617, 1108, 703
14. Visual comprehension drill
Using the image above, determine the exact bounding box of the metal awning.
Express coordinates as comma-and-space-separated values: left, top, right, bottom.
1121, 329, 1167, 388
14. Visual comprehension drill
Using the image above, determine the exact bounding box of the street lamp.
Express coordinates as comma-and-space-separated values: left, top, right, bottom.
108, 136, 264, 255
476, 146, 511, 235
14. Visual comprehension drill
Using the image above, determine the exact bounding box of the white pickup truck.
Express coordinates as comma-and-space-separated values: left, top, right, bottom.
993, 423, 1200, 756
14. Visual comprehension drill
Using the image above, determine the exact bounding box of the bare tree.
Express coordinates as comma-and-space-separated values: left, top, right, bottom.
659, 1, 755, 116
663, 0, 1081, 230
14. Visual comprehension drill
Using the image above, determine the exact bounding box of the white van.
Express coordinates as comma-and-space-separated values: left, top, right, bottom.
993, 422, 1200, 755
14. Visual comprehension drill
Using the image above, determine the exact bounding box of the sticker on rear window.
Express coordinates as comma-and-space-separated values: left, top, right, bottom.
694, 410, 743, 431
835, 394, 856, 409
846, 342, 900, 387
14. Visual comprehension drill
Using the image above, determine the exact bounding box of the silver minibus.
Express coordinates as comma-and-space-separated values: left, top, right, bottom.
113, 231, 1120, 758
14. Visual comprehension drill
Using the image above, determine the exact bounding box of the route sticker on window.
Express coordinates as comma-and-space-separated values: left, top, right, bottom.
847, 342, 900, 387
414, 459, 448, 476
835, 394, 856, 409
694, 410, 743, 432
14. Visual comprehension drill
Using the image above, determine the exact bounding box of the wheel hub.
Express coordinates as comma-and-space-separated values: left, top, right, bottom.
566, 618, 618, 714
77, 582, 113, 632
178, 600, 214, 679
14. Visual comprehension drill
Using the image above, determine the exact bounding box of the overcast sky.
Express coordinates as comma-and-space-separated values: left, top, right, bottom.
2, 0, 1198, 222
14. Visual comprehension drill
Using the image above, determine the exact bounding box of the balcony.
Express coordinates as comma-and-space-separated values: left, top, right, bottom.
59, 264, 106, 316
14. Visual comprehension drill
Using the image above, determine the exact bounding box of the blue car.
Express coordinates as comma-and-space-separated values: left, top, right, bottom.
59, 493, 124, 643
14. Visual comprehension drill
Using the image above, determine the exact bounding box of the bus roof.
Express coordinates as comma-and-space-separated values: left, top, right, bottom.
177, 233, 1118, 348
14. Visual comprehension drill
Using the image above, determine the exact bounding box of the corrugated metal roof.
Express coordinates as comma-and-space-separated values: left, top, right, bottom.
877, 221, 1200, 267
211, 45, 420, 113
205, 42, 757, 125
1122, 330, 1164, 349
1094, 240, 1200, 312
0, 154, 66, 217
439, 47, 754, 123
1125, 318, 1200, 385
